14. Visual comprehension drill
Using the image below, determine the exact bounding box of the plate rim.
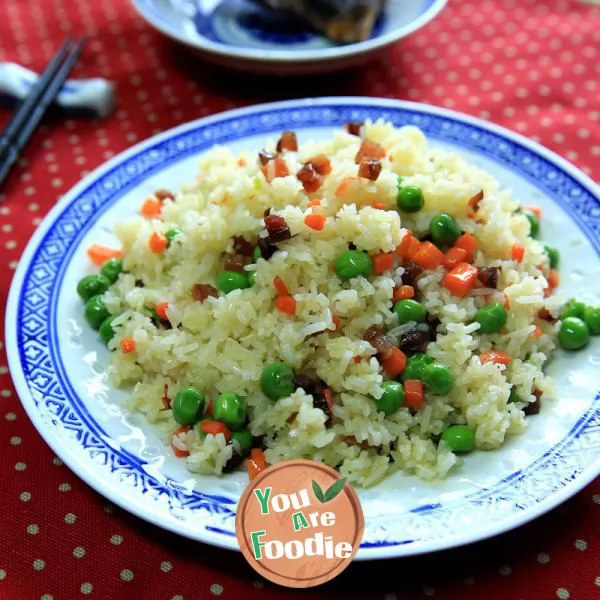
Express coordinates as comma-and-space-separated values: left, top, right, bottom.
129, 0, 448, 63
5, 97, 600, 560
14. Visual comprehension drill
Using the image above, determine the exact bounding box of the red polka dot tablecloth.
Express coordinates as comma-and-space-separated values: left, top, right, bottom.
1, 1, 599, 599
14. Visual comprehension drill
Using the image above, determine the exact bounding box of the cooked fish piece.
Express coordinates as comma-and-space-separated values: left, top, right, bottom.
258, 0, 386, 44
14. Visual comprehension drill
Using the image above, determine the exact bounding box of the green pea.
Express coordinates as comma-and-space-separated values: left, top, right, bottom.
584, 306, 600, 335
544, 244, 559, 269
213, 392, 246, 431
474, 303, 508, 334
560, 298, 586, 320
396, 184, 424, 213
402, 353, 433, 381
422, 362, 453, 395
247, 271, 256, 286
508, 389, 520, 404
172, 387, 205, 425
260, 363, 295, 400
166, 228, 182, 246
335, 250, 373, 281
77, 275, 110, 302
558, 317, 590, 350
253, 247, 262, 262
523, 211, 540, 238
216, 271, 249, 294
429, 212, 461, 246
100, 258, 122, 284
441, 425, 475, 452
394, 299, 426, 324
84, 295, 110, 330
375, 380, 404, 415
231, 429, 253, 457
99, 315, 118, 344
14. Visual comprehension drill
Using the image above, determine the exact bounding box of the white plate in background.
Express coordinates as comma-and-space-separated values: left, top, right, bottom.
130, 0, 448, 74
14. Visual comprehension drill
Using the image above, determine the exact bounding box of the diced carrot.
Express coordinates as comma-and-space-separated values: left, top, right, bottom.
87, 243, 122, 266
443, 246, 467, 270
149, 231, 168, 253
200, 420, 232, 441
171, 426, 190, 458
480, 350, 512, 366
443, 262, 479, 297
405, 237, 422, 261
353, 356, 362, 364
206, 400, 214, 416
335, 177, 359, 197
393, 285, 415, 302
544, 286, 552, 297
324, 388, 334, 413
396, 230, 414, 260
454, 233, 478, 262
304, 213, 327, 231
511, 243, 525, 263
381, 347, 407, 378
237, 158, 247, 167
372, 202, 387, 210
404, 380, 423, 409
522, 205, 542, 219
247, 448, 267, 480
533, 326, 542, 338
503, 292, 511, 310
155, 302, 169, 320
120, 338, 135, 354
275, 295, 296, 315
548, 268, 559, 289
307, 199, 321, 207
372, 252, 394, 274
172, 445, 189, 458
413, 241, 444, 270
330, 314, 340, 331
273, 276, 289, 296
141, 196, 162, 218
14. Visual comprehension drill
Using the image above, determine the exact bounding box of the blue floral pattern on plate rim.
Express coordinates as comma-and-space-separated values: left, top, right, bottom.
7, 98, 600, 557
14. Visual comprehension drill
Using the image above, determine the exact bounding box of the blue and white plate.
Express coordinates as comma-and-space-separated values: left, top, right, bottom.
130, 0, 447, 74
6, 98, 600, 560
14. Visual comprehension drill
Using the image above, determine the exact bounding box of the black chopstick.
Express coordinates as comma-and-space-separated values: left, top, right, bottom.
0, 36, 87, 190
0, 37, 73, 160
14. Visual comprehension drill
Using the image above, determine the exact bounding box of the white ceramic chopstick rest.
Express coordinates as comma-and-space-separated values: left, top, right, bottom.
0, 62, 116, 119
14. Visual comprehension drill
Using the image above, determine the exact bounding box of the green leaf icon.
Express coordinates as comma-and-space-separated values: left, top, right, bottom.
323, 477, 347, 502
312, 480, 325, 503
